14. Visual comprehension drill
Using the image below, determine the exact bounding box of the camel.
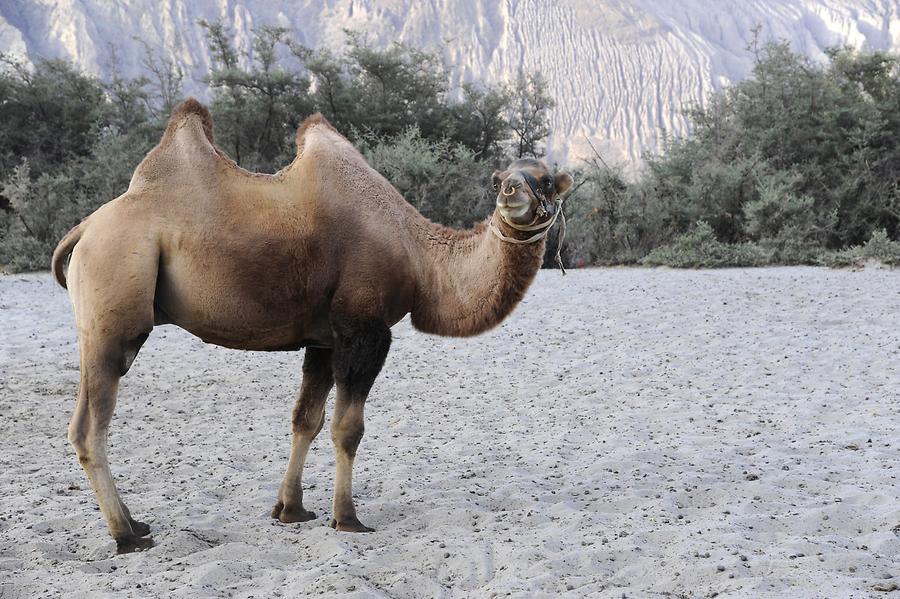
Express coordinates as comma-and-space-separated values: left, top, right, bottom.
51, 98, 573, 553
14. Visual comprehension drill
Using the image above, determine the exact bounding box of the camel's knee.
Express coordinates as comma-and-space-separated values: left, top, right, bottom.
331, 406, 365, 457
68, 402, 107, 463
68, 391, 88, 445
332, 424, 364, 457
68, 425, 89, 462
292, 405, 325, 437
290, 347, 333, 437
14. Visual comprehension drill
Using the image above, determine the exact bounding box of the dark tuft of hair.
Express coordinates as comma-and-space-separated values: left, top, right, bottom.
295, 113, 338, 152
167, 97, 214, 143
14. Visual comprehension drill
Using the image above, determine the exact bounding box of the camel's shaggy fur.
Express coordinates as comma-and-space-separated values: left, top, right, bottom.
51, 98, 573, 552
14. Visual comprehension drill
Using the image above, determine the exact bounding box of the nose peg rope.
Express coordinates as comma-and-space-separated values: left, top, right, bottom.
555, 208, 567, 275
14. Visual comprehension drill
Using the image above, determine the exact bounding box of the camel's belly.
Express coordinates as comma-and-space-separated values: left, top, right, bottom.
154, 239, 335, 351
164, 314, 333, 351
155, 297, 334, 351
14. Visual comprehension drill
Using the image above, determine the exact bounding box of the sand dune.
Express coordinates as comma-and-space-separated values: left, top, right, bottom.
1, 268, 898, 598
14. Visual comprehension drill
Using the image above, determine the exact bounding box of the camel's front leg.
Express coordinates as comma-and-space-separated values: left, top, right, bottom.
329, 319, 391, 532
272, 347, 334, 523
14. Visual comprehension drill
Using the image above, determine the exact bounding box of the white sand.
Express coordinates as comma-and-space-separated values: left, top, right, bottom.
0, 267, 898, 598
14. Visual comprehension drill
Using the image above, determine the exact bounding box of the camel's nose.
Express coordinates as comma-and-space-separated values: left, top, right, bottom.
500, 174, 525, 198
496, 173, 531, 220
501, 181, 520, 196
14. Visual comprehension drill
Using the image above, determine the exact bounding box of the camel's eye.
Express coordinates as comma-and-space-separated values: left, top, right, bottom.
490, 170, 506, 192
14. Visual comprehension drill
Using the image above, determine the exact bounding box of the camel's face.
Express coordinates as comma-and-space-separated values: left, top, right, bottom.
492, 159, 574, 226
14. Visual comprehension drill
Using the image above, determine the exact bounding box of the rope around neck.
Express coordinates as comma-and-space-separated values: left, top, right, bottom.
489, 198, 568, 274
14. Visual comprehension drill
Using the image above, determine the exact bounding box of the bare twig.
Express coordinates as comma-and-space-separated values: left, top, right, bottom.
583, 133, 612, 170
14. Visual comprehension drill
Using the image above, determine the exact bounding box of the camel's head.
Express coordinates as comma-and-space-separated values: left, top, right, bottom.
491, 159, 574, 226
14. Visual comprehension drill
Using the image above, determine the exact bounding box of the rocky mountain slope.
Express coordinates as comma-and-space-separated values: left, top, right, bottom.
2, 0, 899, 167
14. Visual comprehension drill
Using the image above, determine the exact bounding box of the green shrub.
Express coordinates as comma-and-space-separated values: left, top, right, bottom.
0, 163, 87, 271
356, 127, 492, 228
821, 246, 864, 268
557, 161, 676, 267
743, 172, 835, 264
641, 221, 770, 268
822, 229, 900, 267
863, 229, 900, 264
0, 126, 158, 273
620, 40, 900, 262
754, 226, 824, 265
0, 57, 109, 179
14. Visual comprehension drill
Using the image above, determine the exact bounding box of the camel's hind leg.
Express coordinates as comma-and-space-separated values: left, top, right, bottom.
66, 240, 157, 553
69, 340, 152, 552
271, 347, 334, 523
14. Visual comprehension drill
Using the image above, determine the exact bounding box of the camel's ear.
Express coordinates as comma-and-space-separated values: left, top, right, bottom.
554, 172, 574, 197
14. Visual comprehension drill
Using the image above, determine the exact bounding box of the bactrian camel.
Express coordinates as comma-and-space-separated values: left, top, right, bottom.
52, 98, 573, 553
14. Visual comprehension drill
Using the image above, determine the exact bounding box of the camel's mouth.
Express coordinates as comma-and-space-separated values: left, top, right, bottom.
496, 193, 532, 221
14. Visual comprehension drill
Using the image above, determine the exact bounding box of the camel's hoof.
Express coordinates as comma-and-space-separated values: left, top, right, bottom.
280, 507, 317, 524
329, 517, 374, 533
271, 501, 316, 523
270, 501, 284, 519
129, 519, 151, 537
116, 535, 155, 554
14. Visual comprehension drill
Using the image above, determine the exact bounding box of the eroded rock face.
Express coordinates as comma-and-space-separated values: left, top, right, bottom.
1, 0, 897, 169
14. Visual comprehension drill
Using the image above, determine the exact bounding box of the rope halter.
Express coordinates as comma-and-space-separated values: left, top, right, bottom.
488, 170, 568, 274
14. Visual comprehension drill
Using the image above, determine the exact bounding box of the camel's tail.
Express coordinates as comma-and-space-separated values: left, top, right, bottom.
52, 222, 85, 289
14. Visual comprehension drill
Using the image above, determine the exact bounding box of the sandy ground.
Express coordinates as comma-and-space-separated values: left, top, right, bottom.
0, 267, 898, 598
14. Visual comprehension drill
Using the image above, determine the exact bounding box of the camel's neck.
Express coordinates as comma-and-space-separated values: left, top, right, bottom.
408, 210, 546, 337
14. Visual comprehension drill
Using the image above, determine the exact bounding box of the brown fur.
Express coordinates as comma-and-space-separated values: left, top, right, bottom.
163, 96, 214, 144
295, 112, 337, 152
408, 217, 546, 336
51, 99, 573, 549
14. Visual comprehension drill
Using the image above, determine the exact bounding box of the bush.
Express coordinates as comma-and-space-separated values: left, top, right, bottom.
641, 221, 771, 268
200, 23, 547, 169
821, 229, 900, 267
605, 39, 900, 266
551, 39, 900, 268
555, 166, 626, 266
0, 127, 158, 273
357, 127, 492, 228
0, 53, 166, 273
862, 229, 900, 264
559, 163, 672, 266
0, 163, 87, 271
743, 171, 836, 264
0, 57, 109, 180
